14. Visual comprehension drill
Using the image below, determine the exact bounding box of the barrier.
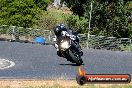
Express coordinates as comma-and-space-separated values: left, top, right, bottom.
0, 25, 132, 52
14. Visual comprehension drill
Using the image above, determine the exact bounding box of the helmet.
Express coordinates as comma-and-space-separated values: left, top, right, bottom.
59, 23, 65, 28
59, 23, 67, 31
54, 26, 62, 36
54, 24, 67, 36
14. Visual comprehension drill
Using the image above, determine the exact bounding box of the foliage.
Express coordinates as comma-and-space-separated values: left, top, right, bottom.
66, 15, 88, 33
0, 0, 131, 38
37, 7, 88, 33
37, 7, 72, 30
63, 0, 131, 38
119, 44, 132, 51
37, 12, 57, 30
61, 0, 87, 17
34, 0, 50, 10
85, 0, 131, 38
128, 23, 132, 38
0, 0, 50, 28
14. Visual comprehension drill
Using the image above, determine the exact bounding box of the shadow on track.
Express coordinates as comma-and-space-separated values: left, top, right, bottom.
59, 63, 85, 66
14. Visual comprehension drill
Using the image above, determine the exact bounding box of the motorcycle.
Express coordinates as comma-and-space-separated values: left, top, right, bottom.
57, 33, 83, 65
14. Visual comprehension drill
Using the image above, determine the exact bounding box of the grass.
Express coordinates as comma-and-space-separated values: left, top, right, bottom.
0, 80, 132, 88
5, 84, 132, 88
119, 44, 132, 52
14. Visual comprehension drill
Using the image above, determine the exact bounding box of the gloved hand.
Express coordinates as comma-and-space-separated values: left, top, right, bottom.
70, 35, 76, 40
61, 31, 71, 37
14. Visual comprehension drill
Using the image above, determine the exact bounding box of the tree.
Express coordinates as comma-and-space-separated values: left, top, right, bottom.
34, 0, 50, 10
0, 0, 50, 28
66, 15, 88, 33
83, 0, 131, 38
61, 0, 87, 17
63, 0, 131, 38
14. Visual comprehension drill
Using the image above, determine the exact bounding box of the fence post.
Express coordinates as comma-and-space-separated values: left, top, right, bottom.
11, 26, 16, 41
129, 39, 131, 52
87, 31, 90, 49
49, 30, 52, 44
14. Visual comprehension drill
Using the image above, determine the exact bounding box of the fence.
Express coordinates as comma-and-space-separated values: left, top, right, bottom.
78, 34, 132, 52
0, 25, 54, 44
0, 25, 132, 52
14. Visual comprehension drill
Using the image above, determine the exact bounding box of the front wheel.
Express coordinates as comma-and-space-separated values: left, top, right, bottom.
68, 49, 83, 65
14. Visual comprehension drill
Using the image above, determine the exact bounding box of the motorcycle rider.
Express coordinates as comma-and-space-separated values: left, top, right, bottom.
53, 23, 83, 57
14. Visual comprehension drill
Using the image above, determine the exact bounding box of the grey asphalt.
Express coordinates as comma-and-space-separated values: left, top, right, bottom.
0, 41, 132, 79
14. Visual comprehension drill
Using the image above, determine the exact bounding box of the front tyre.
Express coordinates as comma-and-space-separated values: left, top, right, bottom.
68, 49, 83, 65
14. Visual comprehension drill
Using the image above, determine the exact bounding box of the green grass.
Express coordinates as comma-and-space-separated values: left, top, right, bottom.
119, 44, 132, 52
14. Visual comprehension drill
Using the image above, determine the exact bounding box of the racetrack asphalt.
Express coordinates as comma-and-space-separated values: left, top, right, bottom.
0, 41, 132, 79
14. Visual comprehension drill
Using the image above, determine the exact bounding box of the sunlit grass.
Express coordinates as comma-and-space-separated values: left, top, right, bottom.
2, 84, 132, 88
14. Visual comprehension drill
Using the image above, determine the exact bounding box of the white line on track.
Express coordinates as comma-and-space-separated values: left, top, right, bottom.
0, 58, 15, 70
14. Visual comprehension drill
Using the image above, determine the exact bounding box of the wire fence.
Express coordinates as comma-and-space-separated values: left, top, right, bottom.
78, 34, 132, 52
0, 25, 132, 52
0, 25, 54, 44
